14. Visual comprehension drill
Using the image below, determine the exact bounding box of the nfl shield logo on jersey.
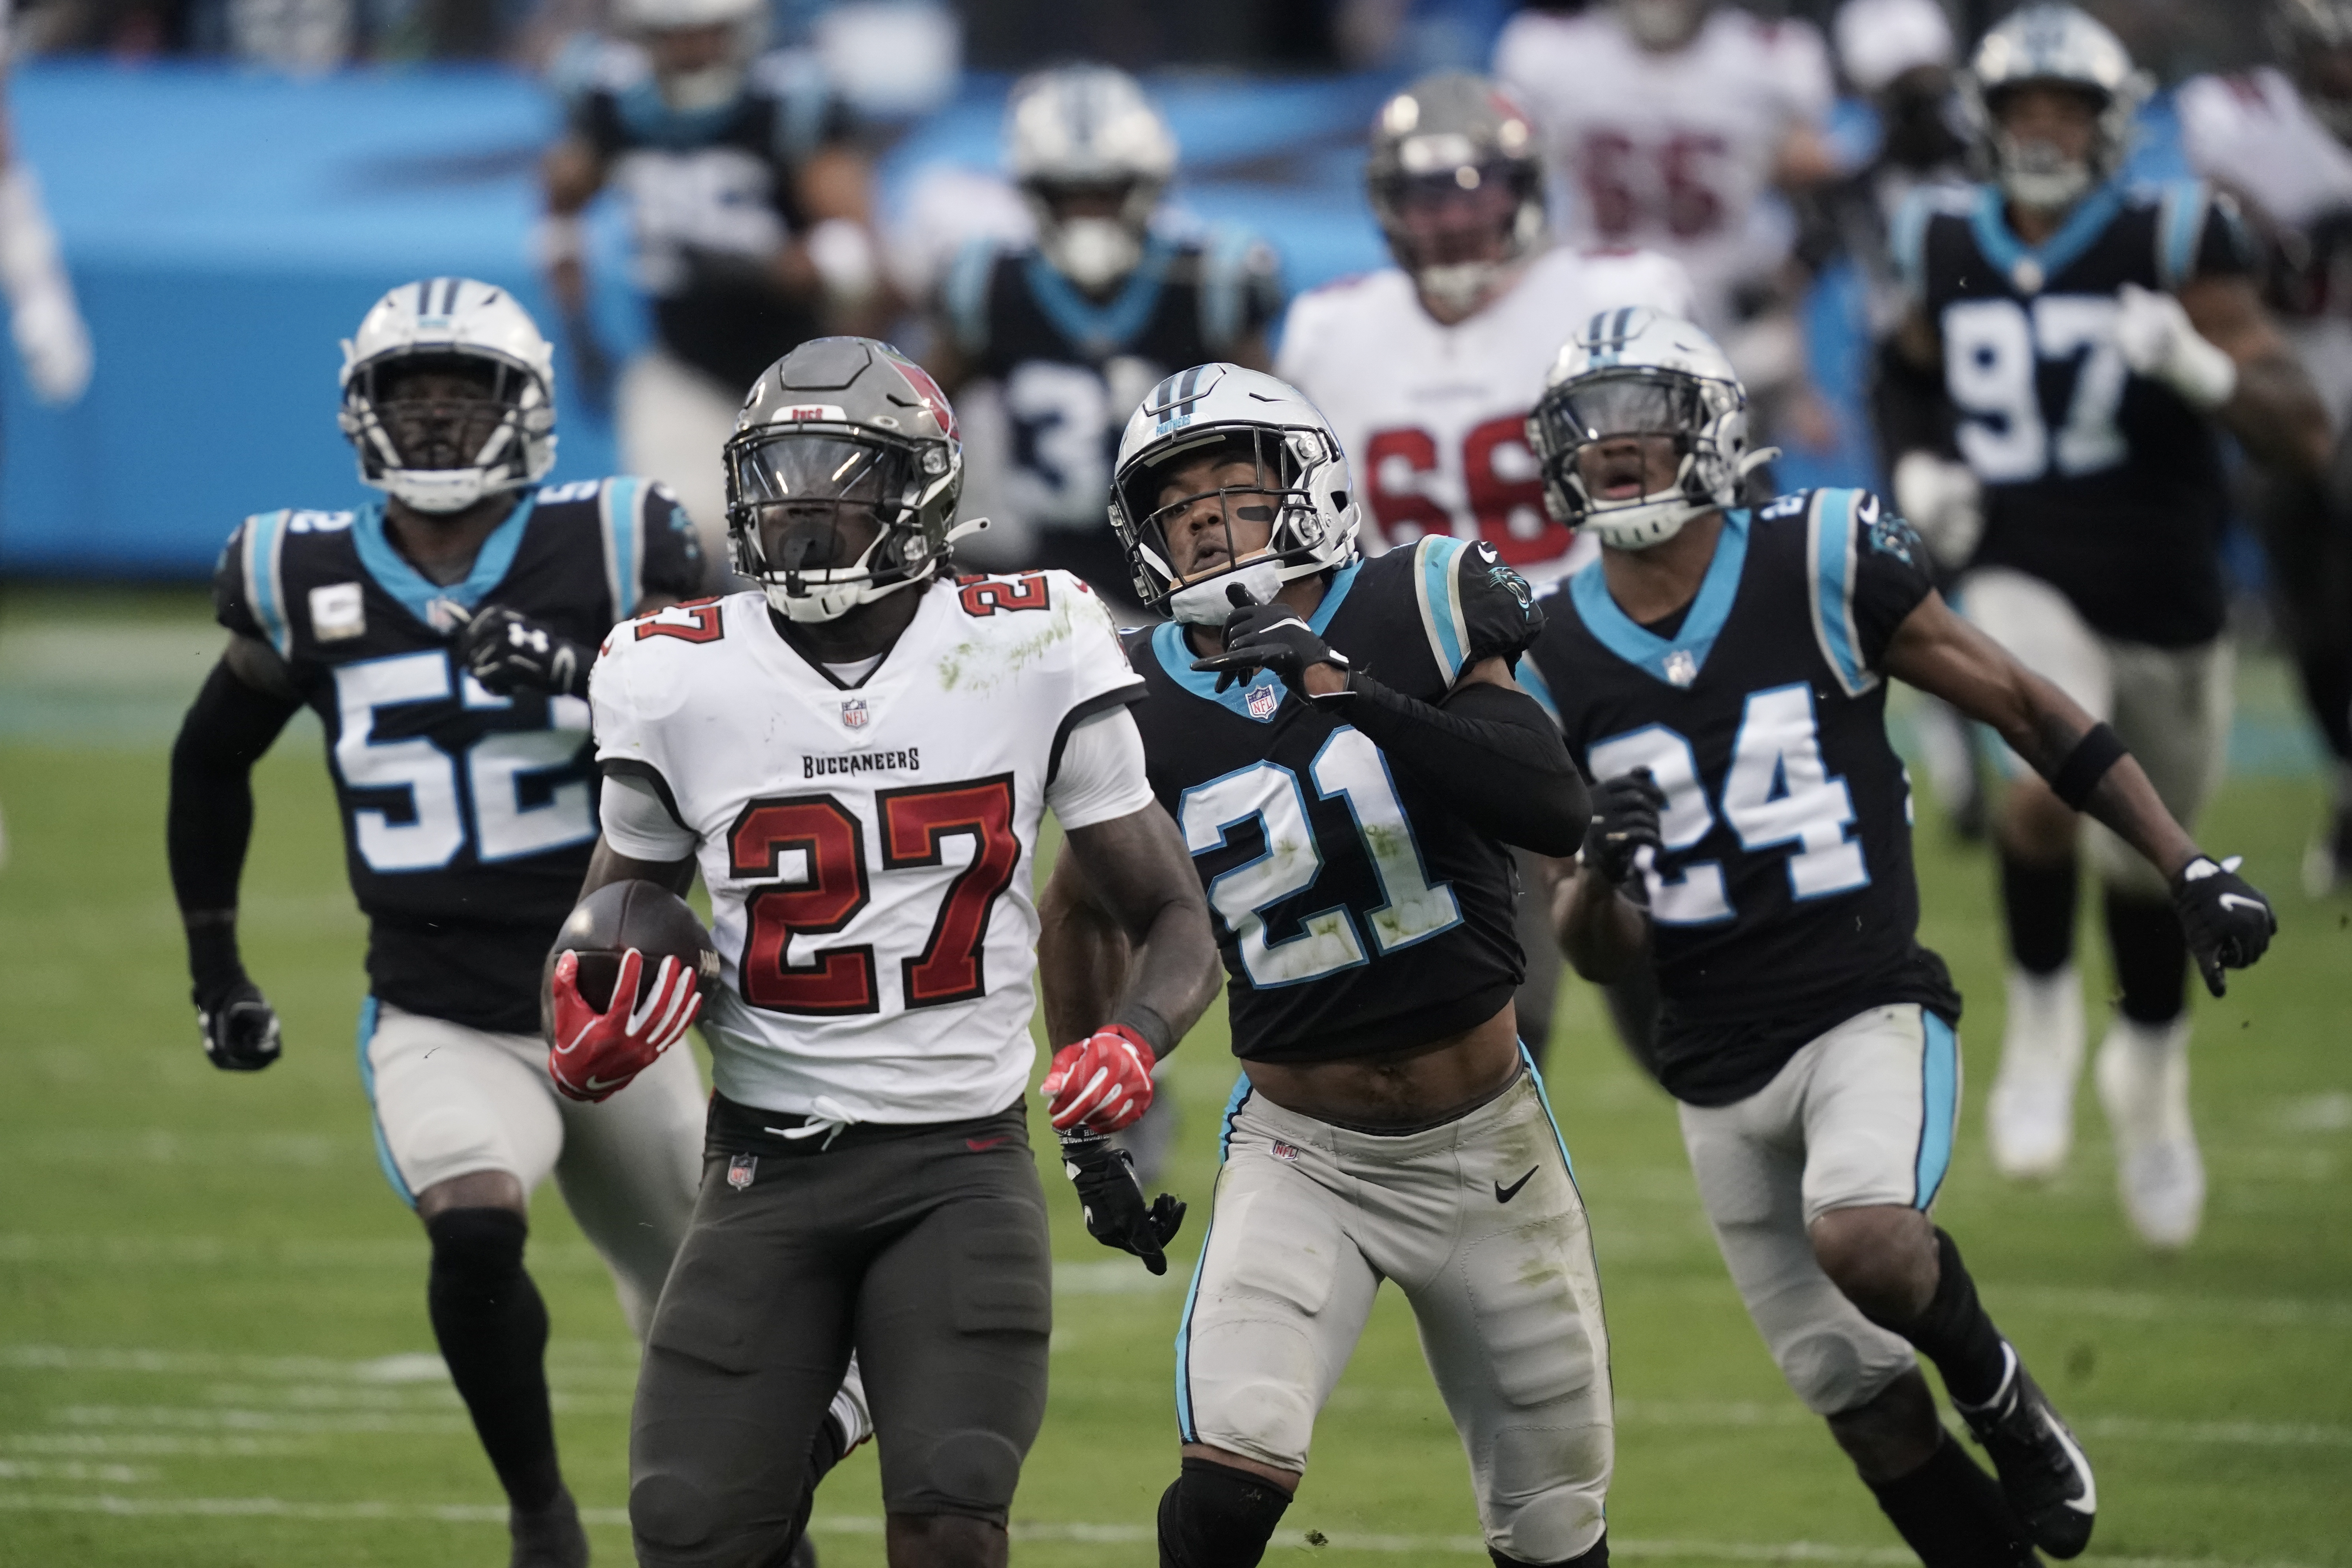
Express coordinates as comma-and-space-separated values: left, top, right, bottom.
1664, 649, 1698, 688
1246, 682, 1281, 721
840, 699, 869, 730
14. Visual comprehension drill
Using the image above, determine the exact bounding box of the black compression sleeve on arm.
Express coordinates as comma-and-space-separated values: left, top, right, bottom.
168, 660, 301, 987
1334, 675, 1590, 856
1872, 336, 1955, 471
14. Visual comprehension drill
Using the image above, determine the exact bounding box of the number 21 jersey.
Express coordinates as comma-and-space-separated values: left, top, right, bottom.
590, 572, 1145, 1125
1523, 490, 1961, 1107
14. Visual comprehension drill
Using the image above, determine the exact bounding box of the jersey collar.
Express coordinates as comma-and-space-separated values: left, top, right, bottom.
1967, 178, 2128, 294
352, 490, 539, 633
1150, 560, 1361, 721
1024, 233, 1177, 358
1568, 509, 1748, 688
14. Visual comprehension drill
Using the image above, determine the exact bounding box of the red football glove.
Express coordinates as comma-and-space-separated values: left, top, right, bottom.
547, 949, 701, 1103
1042, 1024, 1157, 1133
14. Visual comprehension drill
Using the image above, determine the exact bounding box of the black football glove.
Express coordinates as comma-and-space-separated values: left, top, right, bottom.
1060, 1130, 1185, 1275
1190, 590, 1351, 698
454, 604, 593, 700
2170, 854, 2277, 997
196, 978, 283, 1072
1584, 768, 1666, 886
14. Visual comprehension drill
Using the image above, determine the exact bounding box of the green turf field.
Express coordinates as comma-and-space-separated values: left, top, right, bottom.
1, 584, 2347, 1567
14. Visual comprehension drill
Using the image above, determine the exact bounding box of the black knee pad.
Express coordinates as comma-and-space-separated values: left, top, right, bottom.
1158, 1455, 1292, 1568
426, 1205, 528, 1301
2103, 889, 2188, 1025
1491, 1535, 1608, 1568
630, 1472, 717, 1552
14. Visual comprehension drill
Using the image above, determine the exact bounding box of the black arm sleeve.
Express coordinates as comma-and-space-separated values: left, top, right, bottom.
1335, 675, 1591, 857
1872, 334, 1955, 471
168, 659, 301, 993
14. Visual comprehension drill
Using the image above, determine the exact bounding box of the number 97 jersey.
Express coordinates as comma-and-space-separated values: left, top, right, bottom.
589, 573, 1145, 1127
1896, 177, 2258, 649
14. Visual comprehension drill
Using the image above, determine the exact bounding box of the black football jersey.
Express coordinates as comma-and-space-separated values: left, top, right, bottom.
212, 478, 706, 1033
1123, 536, 1542, 1063
942, 230, 1283, 592
1523, 489, 1962, 1108
1896, 178, 2257, 647
566, 47, 853, 393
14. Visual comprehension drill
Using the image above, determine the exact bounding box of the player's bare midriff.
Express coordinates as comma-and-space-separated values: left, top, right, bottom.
1239, 1001, 1523, 1129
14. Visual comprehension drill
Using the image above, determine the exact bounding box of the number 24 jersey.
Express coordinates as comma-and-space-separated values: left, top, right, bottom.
590, 572, 1145, 1126
1523, 489, 1961, 1107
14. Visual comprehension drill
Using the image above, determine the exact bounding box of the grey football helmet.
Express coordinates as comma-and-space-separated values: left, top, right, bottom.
724, 338, 964, 623
1366, 69, 1546, 316
1962, 4, 2149, 212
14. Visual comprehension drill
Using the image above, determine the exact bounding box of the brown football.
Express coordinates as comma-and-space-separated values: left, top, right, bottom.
542, 880, 721, 1032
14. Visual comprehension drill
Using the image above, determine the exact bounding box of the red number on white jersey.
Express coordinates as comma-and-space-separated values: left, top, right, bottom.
1362, 416, 1561, 567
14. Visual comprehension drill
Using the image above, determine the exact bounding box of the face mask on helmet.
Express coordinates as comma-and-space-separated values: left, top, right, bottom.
1027, 178, 1155, 291
1987, 84, 2109, 209
1374, 160, 1537, 313
1530, 368, 1750, 550
345, 351, 548, 515
1118, 429, 1321, 623
728, 432, 943, 622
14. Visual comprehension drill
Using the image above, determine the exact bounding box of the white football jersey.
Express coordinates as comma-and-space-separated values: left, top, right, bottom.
590, 573, 1145, 1125
2178, 68, 2352, 236
1494, 5, 1831, 328
1277, 245, 1693, 587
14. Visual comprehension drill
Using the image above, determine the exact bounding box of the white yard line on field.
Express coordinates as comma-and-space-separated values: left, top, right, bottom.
0, 1495, 2326, 1567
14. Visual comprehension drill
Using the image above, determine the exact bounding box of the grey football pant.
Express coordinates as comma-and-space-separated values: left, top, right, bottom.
1177, 1063, 1613, 1563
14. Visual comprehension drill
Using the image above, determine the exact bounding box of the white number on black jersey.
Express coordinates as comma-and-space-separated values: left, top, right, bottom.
1943, 295, 2131, 485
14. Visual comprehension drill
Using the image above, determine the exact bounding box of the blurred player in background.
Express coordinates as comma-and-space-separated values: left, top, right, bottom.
1878, 6, 2330, 1246
2178, 0, 2352, 894
569, 335, 1218, 1568
1278, 67, 1689, 1067
540, 0, 882, 559
929, 64, 1283, 608
1528, 309, 2276, 1566
1494, 0, 1838, 446
1043, 367, 1609, 1568
163, 281, 738, 1568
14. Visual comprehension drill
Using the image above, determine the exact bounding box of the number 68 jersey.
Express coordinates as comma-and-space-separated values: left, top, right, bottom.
1521, 490, 1962, 1109
590, 572, 1146, 1125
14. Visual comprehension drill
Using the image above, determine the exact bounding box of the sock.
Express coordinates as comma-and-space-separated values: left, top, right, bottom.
1490, 1535, 1608, 1567
2103, 889, 2189, 1025
426, 1207, 561, 1513
1158, 1455, 1293, 1568
1866, 1432, 2034, 1567
2000, 851, 2078, 975
1876, 1229, 2010, 1408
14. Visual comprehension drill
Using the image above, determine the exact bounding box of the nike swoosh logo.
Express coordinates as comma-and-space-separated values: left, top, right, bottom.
966, 1136, 1007, 1152
582, 1075, 628, 1093
1495, 1167, 1539, 1204
2218, 894, 2266, 914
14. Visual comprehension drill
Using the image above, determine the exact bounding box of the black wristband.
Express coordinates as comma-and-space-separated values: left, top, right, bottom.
2050, 721, 2129, 811
1110, 1003, 1174, 1058
186, 919, 247, 1003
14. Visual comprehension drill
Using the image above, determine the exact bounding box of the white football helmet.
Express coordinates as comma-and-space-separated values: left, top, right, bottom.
1005, 64, 1178, 292
1962, 4, 2148, 211
338, 278, 557, 516
1526, 308, 1771, 550
1109, 365, 1361, 622
613, 0, 766, 113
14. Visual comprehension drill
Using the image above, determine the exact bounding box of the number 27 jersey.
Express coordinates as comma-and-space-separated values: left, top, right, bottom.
590, 573, 1144, 1126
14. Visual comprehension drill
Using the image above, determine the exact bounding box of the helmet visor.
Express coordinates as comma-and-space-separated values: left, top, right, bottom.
1536, 371, 1706, 444
730, 430, 925, 582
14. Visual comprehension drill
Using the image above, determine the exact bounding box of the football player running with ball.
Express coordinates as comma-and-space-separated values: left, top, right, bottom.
557, 336, 1220, 1568
165, 280, 712, 1567
1523, 310, 2278, 1564
1877, 5, 2329, 1243
1040, 367, 1606, 1568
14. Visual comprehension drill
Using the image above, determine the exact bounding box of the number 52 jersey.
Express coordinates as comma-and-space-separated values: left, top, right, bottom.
590, 571, 1145, 1125
1521, 490, 1962, 1108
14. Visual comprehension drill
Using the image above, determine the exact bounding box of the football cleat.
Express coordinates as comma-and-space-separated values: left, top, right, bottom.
508, 1485, 588, 1568
2095, 1016, 2204, 1250
1957, 1342, 2096, 1559
1987, 964, 2085, 1180
2299, 799, 2352, 898
828, 1356, 874, 1455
